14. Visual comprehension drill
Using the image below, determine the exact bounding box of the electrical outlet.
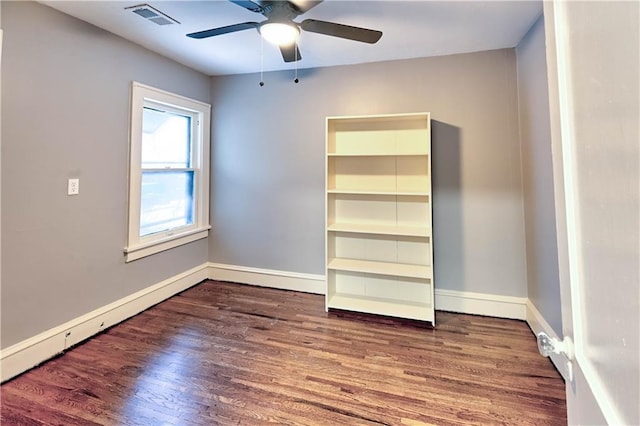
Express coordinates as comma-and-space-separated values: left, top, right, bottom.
68, 178, 80, 195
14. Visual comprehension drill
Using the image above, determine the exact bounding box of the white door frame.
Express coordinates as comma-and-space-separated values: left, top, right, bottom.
545, 1, 639, 424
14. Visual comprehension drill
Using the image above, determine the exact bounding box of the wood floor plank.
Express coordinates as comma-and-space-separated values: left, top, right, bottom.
1, 280, 566, 425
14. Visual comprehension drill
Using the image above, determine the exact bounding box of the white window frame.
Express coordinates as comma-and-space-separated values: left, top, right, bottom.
125, 82, 211, 262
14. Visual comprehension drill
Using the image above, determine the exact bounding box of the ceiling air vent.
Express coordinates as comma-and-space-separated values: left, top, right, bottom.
126, 4, 180, 26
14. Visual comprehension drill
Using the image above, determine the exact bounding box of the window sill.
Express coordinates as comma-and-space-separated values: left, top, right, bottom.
124, 227, 210, 262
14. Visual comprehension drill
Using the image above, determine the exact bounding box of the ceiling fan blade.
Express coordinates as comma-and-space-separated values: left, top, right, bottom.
187, 22, 259, 39
289, 0, 323, 14
229, 0, 264, 13
280, 43, 302, 62
301, 19, 382, 44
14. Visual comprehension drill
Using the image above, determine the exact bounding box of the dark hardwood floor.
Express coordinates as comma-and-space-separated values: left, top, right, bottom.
1, 280, 566, 425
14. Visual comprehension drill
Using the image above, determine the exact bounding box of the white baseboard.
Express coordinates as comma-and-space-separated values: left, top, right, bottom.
435, 289, 527, 320
207, 262, 325, 294
0, 264, 209, 383
1, 261, 543, 383
526, 300, 568, 380
207, 264, 527, 320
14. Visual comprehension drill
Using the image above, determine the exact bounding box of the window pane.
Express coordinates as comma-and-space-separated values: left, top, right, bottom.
140, 171, 194, 237
141, 107, 191, 168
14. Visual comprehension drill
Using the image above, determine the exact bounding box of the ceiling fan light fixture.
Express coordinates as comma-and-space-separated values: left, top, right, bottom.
259, 22, 300, 46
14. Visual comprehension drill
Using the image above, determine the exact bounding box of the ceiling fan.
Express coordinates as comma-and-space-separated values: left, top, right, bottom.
186, 0, 383, 63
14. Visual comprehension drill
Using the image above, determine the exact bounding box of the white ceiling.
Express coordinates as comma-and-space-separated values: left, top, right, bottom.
41, 0, 542, 76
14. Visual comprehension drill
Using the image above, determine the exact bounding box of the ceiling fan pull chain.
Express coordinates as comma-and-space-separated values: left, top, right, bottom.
259, 36, 265, 87
294, 45, 299, 84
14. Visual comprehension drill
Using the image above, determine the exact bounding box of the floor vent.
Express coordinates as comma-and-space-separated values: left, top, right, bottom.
126, 4, 180, 26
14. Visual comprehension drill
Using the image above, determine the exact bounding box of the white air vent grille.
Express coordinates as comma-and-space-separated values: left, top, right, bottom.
126, 4, 180, 26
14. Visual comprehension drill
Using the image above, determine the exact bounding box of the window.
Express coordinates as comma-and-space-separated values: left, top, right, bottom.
125, 82, 210, 262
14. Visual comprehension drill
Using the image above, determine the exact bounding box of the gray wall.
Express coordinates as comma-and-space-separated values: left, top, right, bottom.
210, 49, 528, 297
1, 2, 211, 348
1, 2, 534, 349
516, 16, 562, 335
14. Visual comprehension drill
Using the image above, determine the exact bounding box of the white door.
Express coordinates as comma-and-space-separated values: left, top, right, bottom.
544, 1, 639, 424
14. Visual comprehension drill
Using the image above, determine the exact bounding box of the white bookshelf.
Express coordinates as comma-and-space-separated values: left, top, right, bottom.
325, 113, 434, 324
